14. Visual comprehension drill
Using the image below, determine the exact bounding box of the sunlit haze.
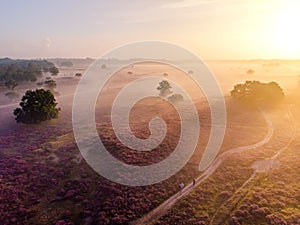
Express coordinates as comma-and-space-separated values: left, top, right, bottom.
1, 0, 300, 59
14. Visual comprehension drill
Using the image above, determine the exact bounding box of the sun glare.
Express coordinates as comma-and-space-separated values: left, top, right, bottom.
271, 1, 300, 58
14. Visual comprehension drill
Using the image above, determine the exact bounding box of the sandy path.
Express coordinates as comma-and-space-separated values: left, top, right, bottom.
0, 102, 18, 109
132, 110, 274, 225
209, 107, 295, 224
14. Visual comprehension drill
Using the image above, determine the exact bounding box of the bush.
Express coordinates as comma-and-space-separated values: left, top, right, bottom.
49, 66, 59, 76
247, 69, 255, 75
44, 79, 57, 89
168, 94, 184, 104
13, 89, 60, 124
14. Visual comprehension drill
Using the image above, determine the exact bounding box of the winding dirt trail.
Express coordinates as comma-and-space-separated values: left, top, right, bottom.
209, 107, 296, 225
132, 111, 274, 225
0, 102, 18, 109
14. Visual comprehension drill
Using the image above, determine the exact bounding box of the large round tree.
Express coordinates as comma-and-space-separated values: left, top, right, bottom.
231, 80, 284, 106
14, 89, 60, 124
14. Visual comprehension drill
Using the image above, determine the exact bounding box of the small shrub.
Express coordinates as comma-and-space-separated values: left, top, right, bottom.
168, 94, 184, 104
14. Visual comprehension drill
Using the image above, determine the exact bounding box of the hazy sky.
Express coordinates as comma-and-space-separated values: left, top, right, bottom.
1, 0, 299, 59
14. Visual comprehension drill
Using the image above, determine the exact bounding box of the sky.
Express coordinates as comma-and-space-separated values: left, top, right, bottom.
1, 0, 300, 59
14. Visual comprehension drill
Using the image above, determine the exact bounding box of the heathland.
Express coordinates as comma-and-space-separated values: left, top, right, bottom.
1, 58, 300, 224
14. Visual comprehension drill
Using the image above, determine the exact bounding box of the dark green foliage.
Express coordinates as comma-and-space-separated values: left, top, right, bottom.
231, 80, 284, 106
0, 58, 54, 84
157, 80, 172, 97
49, 66, 59, 76
13, 89, 59, 124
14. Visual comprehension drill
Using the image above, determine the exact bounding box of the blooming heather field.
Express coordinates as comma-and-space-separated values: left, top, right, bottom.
1, 59, 300, 224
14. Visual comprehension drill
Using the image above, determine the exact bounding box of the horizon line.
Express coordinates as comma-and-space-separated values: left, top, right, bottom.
1, 56, 300, 61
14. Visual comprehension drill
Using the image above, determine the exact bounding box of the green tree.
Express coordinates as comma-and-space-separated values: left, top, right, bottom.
13, 89, 60, 124
231, 80, 284, 106
157, 80, 172, 97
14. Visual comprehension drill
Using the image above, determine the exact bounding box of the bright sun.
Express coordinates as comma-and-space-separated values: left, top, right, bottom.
271, 1, 300, 58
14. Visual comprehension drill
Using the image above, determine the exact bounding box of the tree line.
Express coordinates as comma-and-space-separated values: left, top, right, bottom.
0, 58, 59, 90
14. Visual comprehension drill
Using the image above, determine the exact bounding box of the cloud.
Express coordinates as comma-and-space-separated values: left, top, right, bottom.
162, 0, 217, 8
